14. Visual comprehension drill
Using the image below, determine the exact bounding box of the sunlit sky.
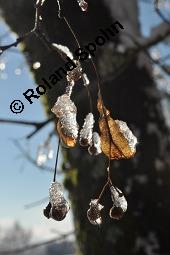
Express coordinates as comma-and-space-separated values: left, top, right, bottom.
0, 1, 168, 241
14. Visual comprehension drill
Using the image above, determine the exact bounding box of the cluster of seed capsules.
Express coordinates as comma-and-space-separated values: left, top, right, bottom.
43, 62, 128, 224
43, 41, 105, 224
44, 181, 128, 224
43, 0, 137, 225
87, 186, 128, 225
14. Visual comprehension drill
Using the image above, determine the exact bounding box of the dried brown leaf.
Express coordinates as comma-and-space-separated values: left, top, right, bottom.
97, 97, 137, 159
57, 121, 77, 148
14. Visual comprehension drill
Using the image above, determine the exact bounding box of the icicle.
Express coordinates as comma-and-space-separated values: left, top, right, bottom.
79, 113, 94, 146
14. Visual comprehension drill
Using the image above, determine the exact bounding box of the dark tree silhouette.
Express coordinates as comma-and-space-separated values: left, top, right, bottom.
0, 0, 170, 254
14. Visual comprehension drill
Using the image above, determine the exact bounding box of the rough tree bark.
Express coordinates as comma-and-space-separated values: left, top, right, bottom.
1, 0, 170, 254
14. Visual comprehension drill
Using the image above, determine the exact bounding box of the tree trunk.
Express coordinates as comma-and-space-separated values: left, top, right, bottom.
1, 0, 170, 254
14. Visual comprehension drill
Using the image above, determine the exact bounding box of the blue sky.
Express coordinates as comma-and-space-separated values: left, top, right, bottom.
0, 0, 169, 240
0, 20, 73, 240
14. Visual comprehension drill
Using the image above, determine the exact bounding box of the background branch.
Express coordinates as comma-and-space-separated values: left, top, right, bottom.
155, 0, 170, 25
0, 231, 74, 254
0, 117, 54, 139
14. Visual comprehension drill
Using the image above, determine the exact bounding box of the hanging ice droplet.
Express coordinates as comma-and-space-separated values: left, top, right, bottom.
44, 182, 70, 221
109, 186, 127, 220
77, 0, 88, 11
88, 132, 102, 156
87, 199, 104, 225
36, 153, 47, 166
51, 94, 79, 147
36, 145, 47, 166
80, 113, 95, 146
51, 94, 77, 118
36, 137, 54, 165
47, 149, 54, 159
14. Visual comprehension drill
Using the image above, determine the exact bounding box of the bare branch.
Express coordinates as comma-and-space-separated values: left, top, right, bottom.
0, 33, 32, 56
24, 197, 48, 209
0, 118, 42, 126
134, 22, 170, 51
0, 117, 54, 139
124, 32, 170, 76
0, 0, 54, 56
0, 231, 74, 254
155, 0, 170, 25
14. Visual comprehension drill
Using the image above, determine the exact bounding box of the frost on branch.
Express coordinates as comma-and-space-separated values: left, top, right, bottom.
87, 199, 104, 225
52, 43, 89, 88
109, 186, 127, 220
52, 43, 74, 61
43, 182, 70, 221
66, 60, 82, 86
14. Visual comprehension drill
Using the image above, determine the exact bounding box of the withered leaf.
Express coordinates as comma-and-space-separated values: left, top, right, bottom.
97, 96, 137, 159
57, 121, 77, 148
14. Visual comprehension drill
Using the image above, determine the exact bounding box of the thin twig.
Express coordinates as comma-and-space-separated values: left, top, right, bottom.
0, 33, 32, 56
0, 231, 74, 254
24, 197, 48, 209
0, 117, 54, 139
155, 0, 170, 25
26, 117, 54, 139
56, 0, 94, 113
124, 32, 170, 76
53, 138, 61, 182
0, 0, 51, 56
